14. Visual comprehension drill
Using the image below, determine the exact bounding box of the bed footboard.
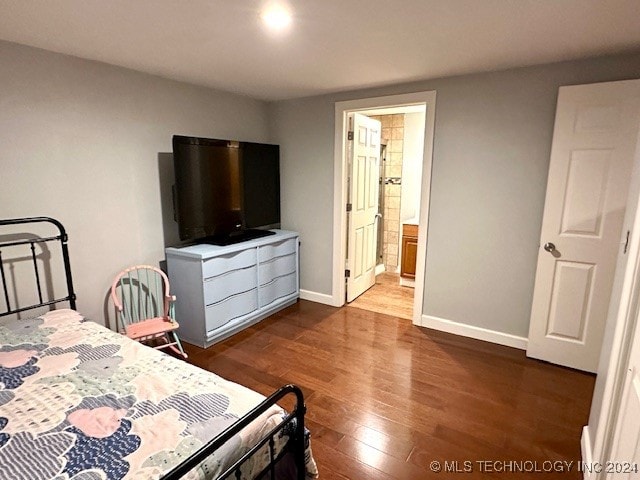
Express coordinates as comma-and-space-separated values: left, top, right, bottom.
161, 384, 307, 480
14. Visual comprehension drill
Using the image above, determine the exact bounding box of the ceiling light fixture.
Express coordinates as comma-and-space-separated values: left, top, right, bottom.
261, 3, 292, 32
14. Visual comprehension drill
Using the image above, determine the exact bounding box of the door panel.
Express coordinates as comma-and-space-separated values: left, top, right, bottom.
347, 113, 381, 302
546, 261, 594, 341
355, 154, 366, 210
562, 150, 611, 236
365, 223, 376, 271
527, 79, 640, 372
354, 227, 364, 278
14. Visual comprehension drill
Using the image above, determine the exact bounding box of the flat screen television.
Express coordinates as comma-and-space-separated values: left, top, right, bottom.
172, 135, 280, 245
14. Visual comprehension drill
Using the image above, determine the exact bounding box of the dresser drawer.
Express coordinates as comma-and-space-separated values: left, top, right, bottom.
204, 265, 257, 305
205, 288, 258, 331
259, 253, 296, 286
257, 238, 296, 262
259, 272, 297, 307
202, 248, 256, 279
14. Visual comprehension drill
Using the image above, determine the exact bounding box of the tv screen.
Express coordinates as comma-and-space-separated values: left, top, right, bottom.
242, 142, 280, 229
172, 135, 280, 244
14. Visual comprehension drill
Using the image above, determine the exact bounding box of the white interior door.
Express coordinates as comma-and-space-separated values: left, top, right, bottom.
346, 113, 381, 302
527, 79, 640, 373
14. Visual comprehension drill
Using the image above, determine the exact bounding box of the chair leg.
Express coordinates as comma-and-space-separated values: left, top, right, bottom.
171, 331, 188, 359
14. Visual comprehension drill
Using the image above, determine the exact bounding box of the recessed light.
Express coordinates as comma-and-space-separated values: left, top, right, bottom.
261, 3, 292, 31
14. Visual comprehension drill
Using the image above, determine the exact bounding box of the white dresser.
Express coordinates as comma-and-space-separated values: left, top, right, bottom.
165, 230, 299, 348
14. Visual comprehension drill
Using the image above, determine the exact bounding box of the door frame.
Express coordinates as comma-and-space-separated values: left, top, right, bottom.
586, 124, 640, 478
332, 91, 437, 324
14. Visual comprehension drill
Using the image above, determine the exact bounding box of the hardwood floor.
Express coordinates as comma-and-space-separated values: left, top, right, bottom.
184, 300, 595, 479
347, 272, 414, 320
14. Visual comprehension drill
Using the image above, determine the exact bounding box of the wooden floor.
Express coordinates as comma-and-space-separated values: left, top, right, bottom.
184, 300, 595, 479
347, 272, 414, 320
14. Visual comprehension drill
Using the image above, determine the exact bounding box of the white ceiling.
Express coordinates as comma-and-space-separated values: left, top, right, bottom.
0, 0, 639, 101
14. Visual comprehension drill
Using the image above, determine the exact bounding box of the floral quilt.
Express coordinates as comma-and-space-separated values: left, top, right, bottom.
0, 309, 310, 479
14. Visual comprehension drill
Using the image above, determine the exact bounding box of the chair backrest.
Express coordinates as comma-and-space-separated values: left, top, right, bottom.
110, 265, 172, 330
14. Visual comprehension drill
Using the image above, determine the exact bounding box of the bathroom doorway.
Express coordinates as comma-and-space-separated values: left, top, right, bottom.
332, 91, 436, 325
345, 105, 427, 320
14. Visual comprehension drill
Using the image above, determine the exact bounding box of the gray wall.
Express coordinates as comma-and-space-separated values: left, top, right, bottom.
2, 38, 640, 339
0, 41, 270, 326
270, 52, 640, 337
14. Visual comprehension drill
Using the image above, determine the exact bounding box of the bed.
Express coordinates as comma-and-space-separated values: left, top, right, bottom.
0, 217, 317, 480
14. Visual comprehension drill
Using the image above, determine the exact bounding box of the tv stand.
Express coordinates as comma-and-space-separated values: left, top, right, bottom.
204, 229, 276, 246
165, 230, 299, 348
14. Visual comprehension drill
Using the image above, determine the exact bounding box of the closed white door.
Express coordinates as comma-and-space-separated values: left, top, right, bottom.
346, 113, 381, 302
527, 79, 640, 373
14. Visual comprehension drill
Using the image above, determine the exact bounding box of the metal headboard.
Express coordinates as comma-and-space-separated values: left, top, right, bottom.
0, 217, 76, 316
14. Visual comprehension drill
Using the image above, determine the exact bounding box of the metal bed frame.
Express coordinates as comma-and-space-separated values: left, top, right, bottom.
0, 216, 308, 480
163, 385, 306, 480
0, 216, 76, 317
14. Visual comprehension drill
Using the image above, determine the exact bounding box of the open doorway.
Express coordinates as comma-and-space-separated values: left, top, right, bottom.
332, 92, 437, 324
347, 107, 425, 319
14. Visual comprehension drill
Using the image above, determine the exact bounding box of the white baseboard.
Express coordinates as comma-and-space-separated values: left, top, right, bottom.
421, 314, 528, 350
581, 426, 592, 480
375, 264, 386, 276
299, 289, 337, 306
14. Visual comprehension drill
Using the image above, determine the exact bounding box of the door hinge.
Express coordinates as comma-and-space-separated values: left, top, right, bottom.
346, 203, 352, 212
624, 230, 630, 254
347, 131, 354, 141
345, 269, 351, 278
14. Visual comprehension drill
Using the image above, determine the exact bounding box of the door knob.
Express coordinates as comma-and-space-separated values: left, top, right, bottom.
543, 242, 556, 252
